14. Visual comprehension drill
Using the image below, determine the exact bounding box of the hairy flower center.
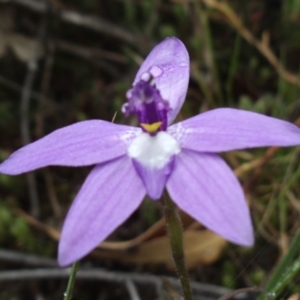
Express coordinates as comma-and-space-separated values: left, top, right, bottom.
122, 73, 170, 134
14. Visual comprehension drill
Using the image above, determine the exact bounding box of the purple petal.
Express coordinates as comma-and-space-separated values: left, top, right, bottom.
169, 108, 300, 152
133, 37, 189, 124
58, 155, 145, 266
167, 150, 253, 246
0, 120, 140, 175
132, 156, 175, 200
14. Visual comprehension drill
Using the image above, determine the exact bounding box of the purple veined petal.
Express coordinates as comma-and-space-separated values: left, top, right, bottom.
0, 120, 141, 175
166, 150, 254, 247
133, 37, 190, 124
58, 155, 146, 266
169, 108, 300, 153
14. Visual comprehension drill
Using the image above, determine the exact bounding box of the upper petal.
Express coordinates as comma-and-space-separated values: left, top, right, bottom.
58, 155, 146, 266
0, 120, 141, 175
169, 108, 300, 152
167, 150, 253, 247
133, 37, 190, 124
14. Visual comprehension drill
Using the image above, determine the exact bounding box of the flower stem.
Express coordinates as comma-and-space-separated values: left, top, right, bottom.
164, 193, 193, 300
63, 261, 79, 300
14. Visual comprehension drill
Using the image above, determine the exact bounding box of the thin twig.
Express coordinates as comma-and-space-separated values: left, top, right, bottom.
218, 287, 267, 300
201, 0, 300, 87
36, 42, 62, 219
54, 39, 127, 64
125, 280, 141, 300
8, 0, 137, 45
0, 75, 51, 102
0, 248, 57, 267
0, 268, 232, 299
0, 249, 229, 298
20, 23, 46, 218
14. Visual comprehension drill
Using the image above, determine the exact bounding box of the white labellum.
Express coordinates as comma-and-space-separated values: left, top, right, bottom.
128, 131, 180, 169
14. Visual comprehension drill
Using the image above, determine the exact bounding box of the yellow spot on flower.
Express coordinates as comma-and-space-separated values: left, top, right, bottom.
140, 122, 162, 133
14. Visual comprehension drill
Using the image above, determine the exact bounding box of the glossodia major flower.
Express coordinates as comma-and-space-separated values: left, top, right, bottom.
1, 37, 300, 266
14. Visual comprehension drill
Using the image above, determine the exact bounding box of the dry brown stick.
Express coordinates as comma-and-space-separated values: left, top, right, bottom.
243, 146, 279, 194
15, 208, 196, 251
201, 0, 300, 87
54, 39, 127, 64
15, 208, 166, 250
8, 0, 137, 45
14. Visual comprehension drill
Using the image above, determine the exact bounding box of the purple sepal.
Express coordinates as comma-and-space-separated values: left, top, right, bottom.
132, 156, 175, 200
0, 120, 140, 175
171, 108, 300, 153
58, 155, 145, 267
167, 150, 254, 247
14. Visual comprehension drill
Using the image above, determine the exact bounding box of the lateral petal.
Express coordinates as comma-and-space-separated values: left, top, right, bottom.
169, 108, 300, 152
0, 120, 141, 175
167, 150, 253, 247
133, 37, 190, 124
58, 156, 145, 266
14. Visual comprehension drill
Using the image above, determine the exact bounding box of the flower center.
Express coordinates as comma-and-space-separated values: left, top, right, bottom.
128, 131, 180, 169
122, 73, 170, 134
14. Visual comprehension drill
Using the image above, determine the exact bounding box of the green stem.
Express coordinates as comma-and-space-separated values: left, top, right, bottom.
270, 254, 300, 296
197, 2, 223, 106
63, 261, 79, 300
258, 228, 300, 300
225, 32, 242, 105
164, 194, 193, 300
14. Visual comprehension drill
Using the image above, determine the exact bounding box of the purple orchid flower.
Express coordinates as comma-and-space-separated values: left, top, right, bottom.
1, 37, 300, 267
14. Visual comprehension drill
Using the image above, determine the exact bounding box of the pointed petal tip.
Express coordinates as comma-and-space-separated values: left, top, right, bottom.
58, 247, 79, 268
0, 156, 30, 175
160, 36, 187, 49
228, 231, 254, 248
147, 189, 162, 201
57, 157, 145, 268
0, 162, 13, 175
57, 237, 81, 267
57, 255, 71, 268
167, 151, 255, 249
